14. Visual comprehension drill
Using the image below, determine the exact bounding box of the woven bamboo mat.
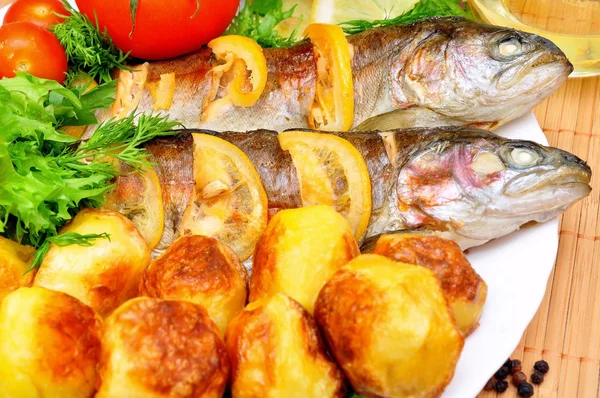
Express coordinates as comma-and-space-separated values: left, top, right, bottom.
477, 75, 600, 398
1, 0, 599, 396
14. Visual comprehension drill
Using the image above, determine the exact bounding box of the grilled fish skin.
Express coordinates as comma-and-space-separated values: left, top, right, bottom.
103, 18, 572, 132
117, 127, 591, 254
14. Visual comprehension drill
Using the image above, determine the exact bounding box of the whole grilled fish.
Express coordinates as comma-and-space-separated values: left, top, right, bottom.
119, 127, 590, 256
102, 18, 572, 132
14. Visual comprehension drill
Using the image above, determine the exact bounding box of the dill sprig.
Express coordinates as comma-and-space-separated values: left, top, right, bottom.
52, 1, 130, 84
28, 232, 111, 273
67, 113, 183, 173
339, 0, 475, 35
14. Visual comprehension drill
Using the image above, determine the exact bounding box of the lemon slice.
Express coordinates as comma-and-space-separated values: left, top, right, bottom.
278, 131, 372, 241
104, 165, 165, 250
180, 133, 268, 261
310, 0, 419, 25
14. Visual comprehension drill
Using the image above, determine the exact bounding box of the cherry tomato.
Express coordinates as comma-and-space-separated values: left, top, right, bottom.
0, 22, 68, 83
75, 0, 240, 60
3, 0, 67, 30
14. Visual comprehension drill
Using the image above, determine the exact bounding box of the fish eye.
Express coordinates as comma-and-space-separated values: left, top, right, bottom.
498, 36, 523, 57
511, 147, 539, 167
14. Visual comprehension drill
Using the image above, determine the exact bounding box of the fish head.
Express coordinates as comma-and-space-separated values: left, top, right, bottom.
392, 19, 573, 127
395, 128, 591, 246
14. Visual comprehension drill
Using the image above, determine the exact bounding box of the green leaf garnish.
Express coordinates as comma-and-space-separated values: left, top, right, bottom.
226, 0, 301, 48
0, 72, 180, 271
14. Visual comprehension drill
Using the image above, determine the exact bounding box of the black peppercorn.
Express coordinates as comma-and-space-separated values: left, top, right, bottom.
495, 379, 509, 393
495, 365, 510, 380
531, 370, 544, 384
518, 382, 534, 397
534, 360, 550, 373
510, 359, 522, 374
484, 378, 497, 391
512, 371, 527, 387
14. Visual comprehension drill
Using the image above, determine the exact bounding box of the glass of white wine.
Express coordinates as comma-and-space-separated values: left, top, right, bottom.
468, 0, 600, 77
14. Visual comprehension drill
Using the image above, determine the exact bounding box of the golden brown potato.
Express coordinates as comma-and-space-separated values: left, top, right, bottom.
33, 209, 151, 317
139, 235, 248, 335
0, 287, 102, 398
0, 237, 35, 303
97, 297, 229, 398
371, 233, 488, 336
250, 205, 359, 313
225, 293, 345, 398
315, 254, 464, 398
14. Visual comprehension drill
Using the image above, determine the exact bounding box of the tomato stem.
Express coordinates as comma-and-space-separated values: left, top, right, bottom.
191, 0, 201, 18
129, 0, 139, 37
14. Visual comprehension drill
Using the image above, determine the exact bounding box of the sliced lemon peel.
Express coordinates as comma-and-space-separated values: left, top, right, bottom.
278, 130, 371, 241
180, 133, 268, 261
304, 24, 354, 131
148, 73, 176, 111
202, 36, 268, 121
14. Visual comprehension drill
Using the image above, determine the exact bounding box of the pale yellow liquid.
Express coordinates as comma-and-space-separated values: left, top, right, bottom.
468, 0, 600, 76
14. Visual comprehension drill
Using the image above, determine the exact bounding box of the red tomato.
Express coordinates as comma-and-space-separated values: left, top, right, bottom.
0, 22, 68, 83
75, 0, 240, 60
3, 0, 67, 29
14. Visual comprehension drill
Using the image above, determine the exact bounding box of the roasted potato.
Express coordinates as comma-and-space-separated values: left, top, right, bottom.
371, 233, 488, 335
139, 235, 248, 335
225, 293, 345, 398
250, 205, 359, 313
97, 297, 229, 398
33, 209, 151, 317
315, 254, 464, 398
0, 236, 35, 303
0, 287, 102, 398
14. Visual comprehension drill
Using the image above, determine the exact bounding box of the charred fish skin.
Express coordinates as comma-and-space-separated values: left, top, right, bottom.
144, 133, 195, 256
118, 127, 590, 252
110, 18, 571, 132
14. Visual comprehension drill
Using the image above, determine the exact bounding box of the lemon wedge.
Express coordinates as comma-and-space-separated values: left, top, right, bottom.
310, 0, 419, 25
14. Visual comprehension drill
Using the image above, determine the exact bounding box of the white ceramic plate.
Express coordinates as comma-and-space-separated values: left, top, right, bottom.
0, 3, 558, 397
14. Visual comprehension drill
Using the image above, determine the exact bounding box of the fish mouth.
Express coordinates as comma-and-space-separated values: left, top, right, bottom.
504, 167, 591, 197
496, 49, 572, 91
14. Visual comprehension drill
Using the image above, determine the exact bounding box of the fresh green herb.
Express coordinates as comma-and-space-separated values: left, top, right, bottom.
72, 112, 182, 173
0, 73, 180, 270
52, 1, 130, 84
339, 0, 475, 35
29, 232, 111, 273
226, 0, 302, 48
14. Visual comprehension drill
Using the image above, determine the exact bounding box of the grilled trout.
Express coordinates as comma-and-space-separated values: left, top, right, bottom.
107, 127, 591, 261
99, 18, 572, 132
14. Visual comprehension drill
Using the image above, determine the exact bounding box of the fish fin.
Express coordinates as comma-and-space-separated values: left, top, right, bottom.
352, 107, 466, 132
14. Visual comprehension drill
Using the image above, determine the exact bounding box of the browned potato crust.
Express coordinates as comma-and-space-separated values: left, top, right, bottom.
250, 205, 359, 313
0, 287, 102, 398
372, 233, 487, 335
33, 209, 151, 317
97, 297, 229, 398
0, 237, 35, 303
225, 293, 345, 398
139, 235, 248, 334
315, 255, 464, 398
